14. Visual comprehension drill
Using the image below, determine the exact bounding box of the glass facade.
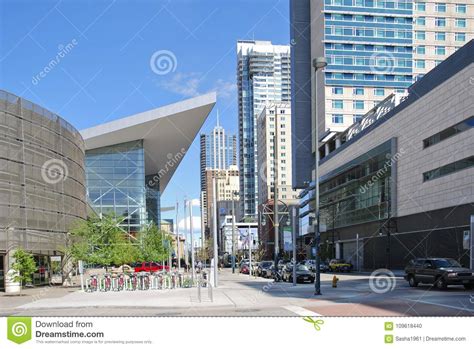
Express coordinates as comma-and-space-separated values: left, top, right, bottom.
324, 0, 414, 89
200, 126, 236, 192
319, 140, 393, 229
86, 140, 160, 233
237, 41, 291, 219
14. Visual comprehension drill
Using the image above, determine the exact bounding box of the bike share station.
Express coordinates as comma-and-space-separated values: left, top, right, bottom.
78, 261, 215, 302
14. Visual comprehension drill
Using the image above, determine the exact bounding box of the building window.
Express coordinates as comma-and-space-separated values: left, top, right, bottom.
415, 17, 426, 26
353, 100, 364, 110
415, 31, 426, 40
374, 88, 385, 96
435, 3, 446, 12
332, 114, 344, 124
415, 2, 426, 11
423, 156, 474, 182
456, 18, 467, 28
456, 4, 467, 14
455, 33, 466, 42
353, 87, 364, 96
423, 115, 474, 148
332, 100, 344, 109
415, 60, 426, 69
332, 87, 343, 95
353, 115, 363, 123
435, 46, 446, 55
435, 32, 446, 41
435, 17, 446, 27
416, 46, 426, 54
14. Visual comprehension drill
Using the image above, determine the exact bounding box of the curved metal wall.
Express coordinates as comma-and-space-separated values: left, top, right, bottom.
0, 90, 87, 253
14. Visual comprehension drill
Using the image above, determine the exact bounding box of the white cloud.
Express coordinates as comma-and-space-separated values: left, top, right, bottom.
208, 79, 236, 99
159, 72, 235, 100
160, 72, 201, 97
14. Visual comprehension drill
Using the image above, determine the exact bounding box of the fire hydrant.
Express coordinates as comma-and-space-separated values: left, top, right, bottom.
332, 275, 339, 288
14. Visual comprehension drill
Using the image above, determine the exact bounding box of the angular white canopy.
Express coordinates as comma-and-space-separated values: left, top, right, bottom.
80, 92, 216, 192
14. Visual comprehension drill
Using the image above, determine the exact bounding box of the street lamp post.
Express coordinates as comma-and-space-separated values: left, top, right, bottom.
273, 104, 280, 278
176, 201, 180, 271
292, 206, 297, 286
231, 192, 238, 273
212, 176, 219, 287
313, 56, 327, 296
189, 199, 196, 282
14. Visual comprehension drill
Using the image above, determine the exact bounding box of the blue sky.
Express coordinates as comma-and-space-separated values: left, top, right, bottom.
0, 0, 290, 226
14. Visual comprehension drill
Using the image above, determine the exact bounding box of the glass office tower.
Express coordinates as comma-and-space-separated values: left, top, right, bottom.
237, 40, 291, 219
85, 140, 160, 233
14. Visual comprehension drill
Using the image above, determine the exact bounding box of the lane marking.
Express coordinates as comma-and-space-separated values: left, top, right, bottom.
283, 305, 322, 316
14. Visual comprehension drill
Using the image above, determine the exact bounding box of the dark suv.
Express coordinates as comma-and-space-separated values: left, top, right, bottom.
404, 258, 474, 290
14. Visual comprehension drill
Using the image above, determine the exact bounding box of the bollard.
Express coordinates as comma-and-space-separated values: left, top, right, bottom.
197, 278, 201, 302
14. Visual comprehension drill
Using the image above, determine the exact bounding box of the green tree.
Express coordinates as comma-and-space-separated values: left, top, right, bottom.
138, 223, 171, 262
11, 249, 37, 295
68, 215, 139, 268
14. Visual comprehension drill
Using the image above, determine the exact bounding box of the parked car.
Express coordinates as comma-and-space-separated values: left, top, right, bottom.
239, 259, 249, 268
240, 263, 250, 274
134, 262, 169, 273
320, 262, 330, 273
257, 261, 273, 277
282, 264, 315, 283
304, 259, 316, 272
404, 258, 474, 290
328, 259, 352, 272
111, 264, 134, 274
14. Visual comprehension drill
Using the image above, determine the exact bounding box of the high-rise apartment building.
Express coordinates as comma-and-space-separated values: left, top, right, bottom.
199, 116, 237, 229
204, 166, 240, 242
257, 103, 300, 206
290, 0, 473, 188
237, 40, 291, 219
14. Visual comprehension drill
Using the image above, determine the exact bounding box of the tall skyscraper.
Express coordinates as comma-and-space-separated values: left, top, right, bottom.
290, 0, 474, 188
257, 103, 300, 206
199, 113, 237, 229
237, 40, 291, 219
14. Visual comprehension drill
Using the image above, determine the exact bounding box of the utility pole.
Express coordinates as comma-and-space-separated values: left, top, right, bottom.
312, 57, 328, 296
248, 226, 252, 278
292, 206, 297, 286
183, 198, 188, 271
189, 199, 196, 282
176, 201, 180, 270
231, 194, 237, 273
212, 176, 219, 287
273, 104, 280, 277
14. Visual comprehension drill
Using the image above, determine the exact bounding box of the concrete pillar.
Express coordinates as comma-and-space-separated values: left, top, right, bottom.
335, 137, 341, 149
335, 242, 341, 259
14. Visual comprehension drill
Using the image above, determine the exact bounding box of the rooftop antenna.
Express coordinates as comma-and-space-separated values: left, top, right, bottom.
216, 108, 220, 128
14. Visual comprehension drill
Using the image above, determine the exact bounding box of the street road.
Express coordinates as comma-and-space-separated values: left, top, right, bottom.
1, 269, 473, 316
